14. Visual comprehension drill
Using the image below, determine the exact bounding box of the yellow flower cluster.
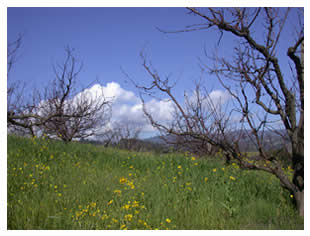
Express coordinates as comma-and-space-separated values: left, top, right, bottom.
124, 214, 133, 221
113, 189, 121, 195
74, 202, 101, 221
230, 176, 236, 181
119, 177, 135, 189
119, 177, 128, 184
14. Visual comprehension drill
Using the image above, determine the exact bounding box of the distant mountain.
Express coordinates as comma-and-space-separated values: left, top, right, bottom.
144, 129, 290, 152
144, 136, 165, 144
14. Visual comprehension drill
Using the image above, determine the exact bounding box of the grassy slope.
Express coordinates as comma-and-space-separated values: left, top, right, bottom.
7, 135, 303, 230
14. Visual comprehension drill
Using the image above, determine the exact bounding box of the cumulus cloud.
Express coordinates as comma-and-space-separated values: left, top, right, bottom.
36, 82, 231, 139
72, 82, 175, 138
144, 99, 175, 122
71, 83, 232, 139
79, 82, 139, 104
103, 82, 140, 104
208, 90, 231, 105
189, 89, 231, 112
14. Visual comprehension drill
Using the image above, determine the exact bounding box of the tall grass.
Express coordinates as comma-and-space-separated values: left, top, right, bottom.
7, 135, 303, 229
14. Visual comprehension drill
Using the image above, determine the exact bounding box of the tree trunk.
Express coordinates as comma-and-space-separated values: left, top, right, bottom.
294, 190, 304, 217
292, 135, 304, 217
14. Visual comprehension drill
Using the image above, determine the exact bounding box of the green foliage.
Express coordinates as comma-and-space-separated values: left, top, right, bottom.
7, 135, 303, 229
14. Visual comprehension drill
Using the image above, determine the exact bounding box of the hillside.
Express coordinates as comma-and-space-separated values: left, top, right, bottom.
7, 135, 302, 229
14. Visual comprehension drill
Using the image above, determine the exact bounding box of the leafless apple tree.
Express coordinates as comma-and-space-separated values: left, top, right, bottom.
101, 120, 143, 149
134, 8, 304, 216
7, 43, 111, 142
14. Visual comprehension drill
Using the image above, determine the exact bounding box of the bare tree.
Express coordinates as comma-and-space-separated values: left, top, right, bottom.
7, 34, 22, 76
8, 45, 111, 142
7, 34, 38, 137
134, 8, 304, 216
37, 47, 111, 142
101, 120, 143, 150
116, 120, 143, 150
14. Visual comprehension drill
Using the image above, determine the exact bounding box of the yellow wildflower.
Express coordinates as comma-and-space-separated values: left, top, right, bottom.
90, 202, 96, 208
230, 176, 236, 181
113, 189, 121, 195
119, 177, 128, 184
132, 200, 139, 207
124, 214, 133, 221
75, 211, 83, 218
122, 204, 131, 210
127, 181, 135, 189
166, 218, 171, 223
101, 214, 108, 220
204, 177, 208, 183
107, 200, 113, 205
213, 168, 217, 172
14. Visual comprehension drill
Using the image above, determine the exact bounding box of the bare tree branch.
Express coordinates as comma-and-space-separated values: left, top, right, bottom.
132, 7, 304, 216
7, 45, 111, 142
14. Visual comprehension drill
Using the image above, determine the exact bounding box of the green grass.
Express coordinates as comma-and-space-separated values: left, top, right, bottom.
7, 135, 303, 230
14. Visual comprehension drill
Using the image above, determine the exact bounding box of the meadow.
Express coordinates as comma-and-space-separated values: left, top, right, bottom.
7, 135, 303, 230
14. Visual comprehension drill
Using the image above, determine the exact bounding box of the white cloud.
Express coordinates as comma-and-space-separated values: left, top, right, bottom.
189, 89, 230, 112
72, 82, 175, 138
208, 90, 231, 105
76, 83, 231, 138
100, 82, 139, 104
35, 82, 231, 139
144, 98, 175, 122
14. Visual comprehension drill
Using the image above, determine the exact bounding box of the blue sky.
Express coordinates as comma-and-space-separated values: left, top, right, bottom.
7, 7, 304, 138
8, 7, 224, 95
7, 7, 229, 138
